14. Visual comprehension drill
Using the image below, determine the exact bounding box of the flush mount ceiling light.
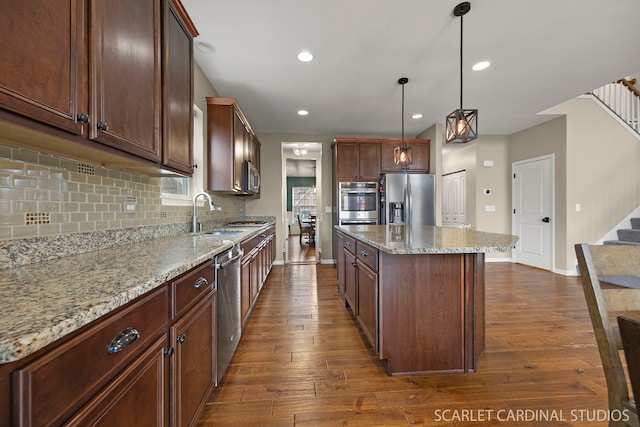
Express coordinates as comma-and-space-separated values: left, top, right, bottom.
297, 110, 309, 116
411, 113, 423, 119
293, 145, 308, 156
393, 77, 413, 167
445, 2, 478, 144
297, 51, 313, 62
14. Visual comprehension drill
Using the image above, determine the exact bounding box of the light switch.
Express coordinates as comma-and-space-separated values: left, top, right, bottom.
485, 205, 496, 212
482, 160, 494, 167
575, 204, 581, 212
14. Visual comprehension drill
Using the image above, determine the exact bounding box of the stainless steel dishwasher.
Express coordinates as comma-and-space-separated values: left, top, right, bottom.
214, 243, 244, 386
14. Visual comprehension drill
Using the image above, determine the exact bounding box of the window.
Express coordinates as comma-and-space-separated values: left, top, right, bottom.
160, 105, 204, 205
292, 186, 316, 221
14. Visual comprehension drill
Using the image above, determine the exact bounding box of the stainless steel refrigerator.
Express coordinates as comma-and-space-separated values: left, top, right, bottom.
380, 173, 435, 225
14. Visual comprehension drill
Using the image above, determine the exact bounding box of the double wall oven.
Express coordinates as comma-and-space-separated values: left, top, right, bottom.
338, 181, 379, 225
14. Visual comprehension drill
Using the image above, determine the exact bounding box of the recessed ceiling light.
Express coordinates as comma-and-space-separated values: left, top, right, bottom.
297, 51, 314, 62
297, 110, 309, 116
195, 41, 215, 54
472, 61, 490, 71
411, 114, 423, 119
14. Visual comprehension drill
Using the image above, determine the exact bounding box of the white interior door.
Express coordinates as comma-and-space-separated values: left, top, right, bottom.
442, 171, 466, 227
512, 156, 553, 270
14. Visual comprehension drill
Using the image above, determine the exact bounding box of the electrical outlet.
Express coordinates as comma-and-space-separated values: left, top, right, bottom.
122, 196, 137, 213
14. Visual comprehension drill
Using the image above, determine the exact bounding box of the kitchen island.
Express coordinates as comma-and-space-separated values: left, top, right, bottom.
335, 224, 518, 376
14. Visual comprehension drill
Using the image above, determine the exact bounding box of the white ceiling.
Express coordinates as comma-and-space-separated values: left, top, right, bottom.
183, 0, 640, 138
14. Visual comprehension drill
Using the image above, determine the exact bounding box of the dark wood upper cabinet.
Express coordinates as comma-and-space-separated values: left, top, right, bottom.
0, 0, 197, 176
207, 97, 261, 195
0, 0, 88, 135
89, 0, 162, 163
334, 139, 381, 181
162, 0, 195, 175
380, 139, 430, 173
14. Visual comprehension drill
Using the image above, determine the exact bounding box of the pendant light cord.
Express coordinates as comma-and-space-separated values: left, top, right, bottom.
459, 13, 463, 109
401, 81, 405, 147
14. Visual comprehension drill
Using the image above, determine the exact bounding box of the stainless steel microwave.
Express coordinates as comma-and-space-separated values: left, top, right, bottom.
243, 161, 260, 194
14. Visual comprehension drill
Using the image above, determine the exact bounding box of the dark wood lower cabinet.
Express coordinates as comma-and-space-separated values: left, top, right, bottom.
65, 336, 168, 426
335, 230, 485, 376
171, 292, 216, 427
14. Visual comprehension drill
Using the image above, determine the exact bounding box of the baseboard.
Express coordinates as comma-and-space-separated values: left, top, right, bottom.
485, 257, 513, 263
321, 259, 336, 265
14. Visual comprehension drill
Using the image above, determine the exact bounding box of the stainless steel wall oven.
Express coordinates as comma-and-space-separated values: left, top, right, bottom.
338, 181, 379, 225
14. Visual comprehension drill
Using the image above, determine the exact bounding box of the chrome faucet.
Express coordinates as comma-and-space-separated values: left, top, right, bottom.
192, 192, 216, 233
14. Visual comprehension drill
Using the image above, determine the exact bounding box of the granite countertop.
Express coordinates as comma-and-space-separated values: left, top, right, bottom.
0, 225, 270, 364
337, 224, 518, 255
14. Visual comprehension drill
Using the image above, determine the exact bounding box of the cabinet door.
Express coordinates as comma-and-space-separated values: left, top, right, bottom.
65, 336, 168, 426
0, 0, 87, 134
381, 141, 430, 173
357, 263, 378, 351
171, 293, 216, 427
240, 256, 251, 327
90, 0, 162, 162
344, 249, 357, 312
358, 143, 381, 180
233, 111, 246, 192
249, 250, 259, 306
162, 0, 193, 175
335, 143, 359, 180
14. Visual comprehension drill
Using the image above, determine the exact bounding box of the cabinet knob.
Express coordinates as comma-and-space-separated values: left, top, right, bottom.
194, 277, 208, 288
351, 261, 357, 267
76, 113, 90, 123
360, 251, 369, 257
163, 347, 174, 357
97, 121, 109, 131
107, 327, 140, 354
345, 242, 352, 247
177, 333, 187, 344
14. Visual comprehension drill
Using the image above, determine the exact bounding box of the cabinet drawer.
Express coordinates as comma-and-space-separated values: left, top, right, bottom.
171, 260, 216, 319
356, 241, 378, 272
13, 286, 168, 427
343, 236, 356, 254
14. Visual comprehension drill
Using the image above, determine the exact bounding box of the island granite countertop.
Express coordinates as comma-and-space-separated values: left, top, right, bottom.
0, 226, 271, 364
336, 224, 518, 255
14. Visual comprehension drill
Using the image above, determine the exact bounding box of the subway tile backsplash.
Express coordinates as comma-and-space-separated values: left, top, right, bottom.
0, 143, 246, 268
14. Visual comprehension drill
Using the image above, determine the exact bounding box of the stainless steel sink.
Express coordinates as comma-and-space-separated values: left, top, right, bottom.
205, 229, 244, 236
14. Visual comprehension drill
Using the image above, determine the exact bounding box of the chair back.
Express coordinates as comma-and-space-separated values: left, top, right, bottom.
575, 243, 640, 426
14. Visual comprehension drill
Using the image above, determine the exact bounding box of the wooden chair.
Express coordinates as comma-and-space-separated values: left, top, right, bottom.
297, 215, 314, 245
619, 315, 640, 421
575, 243, 640, 427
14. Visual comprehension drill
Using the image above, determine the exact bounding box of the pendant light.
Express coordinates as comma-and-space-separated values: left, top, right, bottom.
394, 77, 413, 167
445, 2, 478, 143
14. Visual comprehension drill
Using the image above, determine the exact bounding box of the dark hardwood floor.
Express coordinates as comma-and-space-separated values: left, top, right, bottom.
197, 262, 614, 426
288, 233, 316, 264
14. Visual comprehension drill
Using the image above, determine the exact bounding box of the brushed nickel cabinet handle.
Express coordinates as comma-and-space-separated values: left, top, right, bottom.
194, 277, 208, 288
107, 327, 139, 354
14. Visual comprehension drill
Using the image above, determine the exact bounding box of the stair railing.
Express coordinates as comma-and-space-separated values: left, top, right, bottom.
590, 78, 640, 136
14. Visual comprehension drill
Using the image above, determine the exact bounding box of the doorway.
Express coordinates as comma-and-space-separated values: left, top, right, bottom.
512, 155, 554, 270
282, 143, 322, 264
442, 170, 467, 227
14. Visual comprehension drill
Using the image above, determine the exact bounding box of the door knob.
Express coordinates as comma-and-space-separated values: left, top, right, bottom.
542, 217, 550, 223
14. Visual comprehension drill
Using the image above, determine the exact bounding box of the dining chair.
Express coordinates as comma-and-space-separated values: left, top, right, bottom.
575, 243, 640, 427
297, 215, 314, 245
619, 315, 640, 421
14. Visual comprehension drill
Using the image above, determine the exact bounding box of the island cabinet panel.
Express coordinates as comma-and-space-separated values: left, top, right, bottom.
356, 261, 378, 351
380, 140, 430, 173
0, 0, 87, 135
335, 232, 345, 295
378, 252, 474, 375
343, 249, 357, 312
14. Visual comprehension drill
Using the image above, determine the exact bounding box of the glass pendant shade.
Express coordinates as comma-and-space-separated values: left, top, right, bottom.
445, 108, 478, 143
393, 145, 413, 166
